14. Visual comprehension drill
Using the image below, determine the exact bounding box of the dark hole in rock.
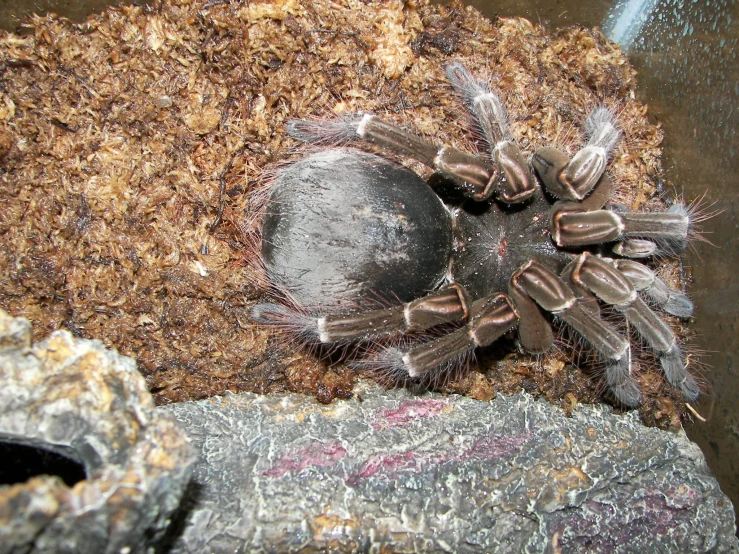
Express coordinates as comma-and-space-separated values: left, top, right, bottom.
0, 442, 86, 487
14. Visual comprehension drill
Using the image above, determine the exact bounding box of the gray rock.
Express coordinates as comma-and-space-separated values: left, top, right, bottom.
163, 384, 738, 553
0, 310, 198, 554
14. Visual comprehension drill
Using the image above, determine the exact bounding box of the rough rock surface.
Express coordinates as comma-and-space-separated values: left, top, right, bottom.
163, 385, 738, 553
0, 310, 197, 554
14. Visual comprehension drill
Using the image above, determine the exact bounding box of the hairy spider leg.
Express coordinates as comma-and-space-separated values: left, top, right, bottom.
550, 202, 691, 250
288, 115, 500, 202
533, 107, 621, 201
253, 286, 469, 344
445, 61, 536, 203
536, 145, 693, 255
613, 259, 694, 318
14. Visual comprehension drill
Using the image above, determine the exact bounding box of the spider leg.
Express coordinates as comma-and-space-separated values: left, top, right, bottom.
613, 259, 694, 318
533, 107, 620, 201
444, 62, 536, 203
288, 115, 501, 201
563, 253, 699, 401
550, 202, 690, 249
251, 286, 470, 343
603, 205, 658, 258
270, 288, 519, 379
397, 294, 519, 378
612, 238, 659, 258
510, 260, 640, 406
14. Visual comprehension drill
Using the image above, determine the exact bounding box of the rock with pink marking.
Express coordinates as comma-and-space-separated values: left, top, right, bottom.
161, 383, 737, 553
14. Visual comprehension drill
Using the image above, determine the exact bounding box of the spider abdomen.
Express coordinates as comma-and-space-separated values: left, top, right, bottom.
261, 148, 453, 312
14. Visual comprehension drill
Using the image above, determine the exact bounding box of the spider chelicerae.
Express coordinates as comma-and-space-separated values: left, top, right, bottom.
250, 61, 698, 408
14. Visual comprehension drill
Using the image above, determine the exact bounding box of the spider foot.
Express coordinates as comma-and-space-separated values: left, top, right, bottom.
250, 302, 320, 340
660, 345, 700, 401
605, 355, 642, 408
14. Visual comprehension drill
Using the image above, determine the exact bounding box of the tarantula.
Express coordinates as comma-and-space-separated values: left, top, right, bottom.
251, 62, 698, 407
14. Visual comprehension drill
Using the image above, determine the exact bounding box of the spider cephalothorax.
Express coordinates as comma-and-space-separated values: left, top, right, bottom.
251, 62, 698, 408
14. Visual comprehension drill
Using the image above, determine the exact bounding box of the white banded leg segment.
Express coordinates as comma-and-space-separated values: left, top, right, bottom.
354, 114, 439, 165
434, 147, 499, 200
612, 239, 658, 258
401, 294, 518, 378
564, 254, 636, 306
288, 113, 498, 200
550, 208, 623, 247
565, 108, 620, 199
444, 62, 536, 203
286, 115, 364, 144
613, 260, 694, 318
559, 303, 630, 367
604, 350, 641, 408
511, 261, 578, 313
550, 206, 689, 248
558, 255, 633, 361
445, 62, 509, 147
511, 261, 630, 362
509, 260, 577, 353
546, 173, 616, 239
616, 300, 698, 400
565, 254, 674, 353
317, 286, 470, 343
564, 145, 608, 200
562, 239, 639, 406
355, 115, 499, 201
533, 145, 606, 202
612, 259, 655, 290
533, 108, 619, 202
570, 252, 675, 354
493, 141, 537, 203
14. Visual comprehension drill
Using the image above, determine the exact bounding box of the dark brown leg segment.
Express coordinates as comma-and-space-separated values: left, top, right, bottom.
317, 286, 470, 343
614, 259, 694, 318
444, 62, 536, 203
355, 115, 499, 201
512, 260, 639, 406
401, 294, 518, 378
550, 207, 689, 248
